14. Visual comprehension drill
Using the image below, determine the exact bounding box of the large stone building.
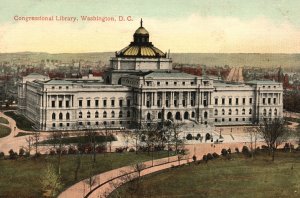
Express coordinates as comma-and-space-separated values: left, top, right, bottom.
18, 20, 283, 131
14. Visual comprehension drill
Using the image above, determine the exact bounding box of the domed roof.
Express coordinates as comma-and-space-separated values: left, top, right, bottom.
134, 27, 149, 35
116, 19, 166, 58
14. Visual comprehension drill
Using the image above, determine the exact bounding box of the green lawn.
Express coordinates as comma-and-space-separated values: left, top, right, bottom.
4, 111, 34, 131
0, 152, 169, 198
38, 135, 116, 145
111, 151, 300, 198
0, 117, 9, 124
0, 125, 11, 138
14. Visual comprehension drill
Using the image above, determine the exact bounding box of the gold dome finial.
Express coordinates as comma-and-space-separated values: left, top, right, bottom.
140, 18, 143, 27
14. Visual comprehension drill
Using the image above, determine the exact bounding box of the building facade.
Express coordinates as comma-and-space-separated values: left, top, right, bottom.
18, 20, 283, 131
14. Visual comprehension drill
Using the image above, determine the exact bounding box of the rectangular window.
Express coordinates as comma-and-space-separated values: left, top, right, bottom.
66, 101, 69, 108
242, 98, 245, 105
87, 100, 91, 107
263, 98, 266, 105
268, 98, 271, 104
229, 98, 232, 105
235, 98, 239, 105
222, 98, 225, 105
95, 100, 99, 107
127, 99, 130, 107
215, 98, 218, 105
79, 100, 82, 107
59, 101, 63, 108
273, 98, 276, 104
52, 101, 55, 107
249, 98, 253, 104
119, 100, 123, 107
157, 82, 160, 86
103, 100, 107, 107
157, 100, 161, 107
182, 100, 186, 107
111, 100, 115, 107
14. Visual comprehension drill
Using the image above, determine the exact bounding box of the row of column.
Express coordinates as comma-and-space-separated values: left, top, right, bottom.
46, 95, 74, 108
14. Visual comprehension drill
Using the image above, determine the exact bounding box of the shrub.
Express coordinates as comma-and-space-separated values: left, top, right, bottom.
227, 148, 231, 154
192, 155, 197, 162
129, 148, 135, 152
242, 146, 251, 157
221, 148, 228, 156
115, 147, 126, 153
186, 134, 193, 140
235, 147, 240, 153
202, 155, 208, 162
96, 145, 107, 153
19, 148, 25, 156
49, 150, 56, 155
261, 145, 269, 150
207, 153, 214, 160
9, 149, 17, 160
68, 146, 77, 154
212, 152, 219, 158
35, 152, 41, 158
25, 152, 30, 157
0, 152, 4, 159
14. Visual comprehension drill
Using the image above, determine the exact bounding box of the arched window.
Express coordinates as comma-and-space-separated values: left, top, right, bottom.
214, 109, 218, 116
263, 109, 267, 116
228, 109, 232, 115
249, 108, 252, 115
66, 112, 70, 120
191, 111, 195, 118
222, 109, 225, 115
242, 109, 245, 115
111, 111, 115, 118
95, 111, 99, 118
79, 111, 82, 118
52, 113, 56, 120
167, 112, 172, 119
103, 111, 107, 118
204, 111, 208, 119
175, 112, 180, 120
158, 112, 162, 119
87, 111, 91, 118
59, 113, 63, 120
269, 109, 272, 116
274, 108, 278, 116
118, 78, 122, 85
184, 112, 189, 119
127, 111, 130, 117
235, 109, 238, 115
119, 111, 123, 118
147, 113, 151, 120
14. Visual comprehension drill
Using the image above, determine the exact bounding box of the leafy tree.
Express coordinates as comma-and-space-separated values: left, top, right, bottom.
41, 164, 62, 198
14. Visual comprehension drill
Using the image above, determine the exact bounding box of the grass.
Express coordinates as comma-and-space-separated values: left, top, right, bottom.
4, 111, 34, 131
0, 151, 169, 198
0, 117, 9, 124
38, 135, 116, 145
0, 125, 11, 138
111, 151, 300, 198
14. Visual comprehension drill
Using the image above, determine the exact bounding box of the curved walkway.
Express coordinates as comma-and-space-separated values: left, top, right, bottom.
59, 142, 263, 198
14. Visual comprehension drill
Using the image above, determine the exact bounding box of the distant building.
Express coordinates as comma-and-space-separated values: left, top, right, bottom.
18, 20, 283, 131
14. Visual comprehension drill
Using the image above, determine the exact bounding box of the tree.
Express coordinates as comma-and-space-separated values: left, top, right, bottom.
164, 120, 185, 154
25, 135, 34, 155
258, 118, 289, 161
246, 127, 258, 159
33, 131, 41, 157
41, 164, 62, 198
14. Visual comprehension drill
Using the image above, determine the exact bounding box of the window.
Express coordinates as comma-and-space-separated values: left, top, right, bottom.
157, 100, 161, 107
174, 82, 177, 86
235, 98, 239, 105
273, 98, 277, 104
228, 109, 232, 115
191, 112, 195, 118
157, 82, 160, 86
111, 121, 115, 125
158, 112, 162, 119
236, 118, 239, 121
87, 100, 91, 107
52, 113, 56, 120
111, 99, 115, 107
79, 100, 82, 107
111, 111, 115, 118
79, 112, 82, 118
95, 121, 99, 126
59, 123, 63, 127
95, 100, 99, 107
79, 122, 83, 126
249, 98, 253, 104
95, 111, 99, 118
127, 111, 130, 117
242, 98, 245, 105
274, 109, 278, 116
103, 100, 107, 107
66, 123, 70, 127
66, 112, 70, 120
249, 108, 252, 115
87, 111, 91, 118
66, 86, 69, 89
59, 101, 63, 108
235, 109, 238, 115
166, 82, 169, 86
87, 122, 90, 126
229, 118, 232, 122
229, 98, 232, 105
214, 109, 218, 115
263, 109, 267, 116
222, 98, 225, 105
268, 98, 271, 104
191, 82, 194, 85
52, 86, 55, 89
119, 100, 123, 107
119, 111, 123, 118
52, 101, 55, 107
215, 118, 218, 122
59, 113, 63, 120
183, 82, 185, 85
242, 118, 245, 121
242, 109, 245, 115
215, 98, 218, 105
222, 118, 225, 122
263, 98, 266, 105
222, 109, 225, 115
66, 101, 69, 108
103, 111, 107, 118
59, 86, 62, 89
127, 99, 130, 107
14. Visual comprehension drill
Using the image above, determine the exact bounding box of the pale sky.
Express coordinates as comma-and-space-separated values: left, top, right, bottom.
0, 0, 300, 53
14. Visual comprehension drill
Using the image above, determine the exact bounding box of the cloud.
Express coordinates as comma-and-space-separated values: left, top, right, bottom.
0, 14, 299, 53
